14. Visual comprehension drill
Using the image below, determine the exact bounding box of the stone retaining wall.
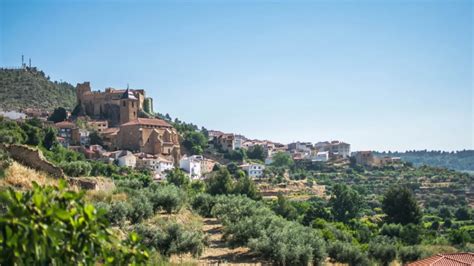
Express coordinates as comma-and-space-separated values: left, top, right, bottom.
0, 144, 64, 178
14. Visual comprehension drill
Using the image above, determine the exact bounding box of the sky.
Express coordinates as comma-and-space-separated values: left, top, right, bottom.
1, 0, 472, 151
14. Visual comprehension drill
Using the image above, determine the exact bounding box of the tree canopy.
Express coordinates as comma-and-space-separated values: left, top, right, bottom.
382, 186, 421, 225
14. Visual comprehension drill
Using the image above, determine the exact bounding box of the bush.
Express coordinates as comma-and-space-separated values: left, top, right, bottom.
400, 224, 423, 245
449, 228, 471, 246
134, 221, 205, 258
327, 241, 369, 266
380, 223, 402, 238
127, 193, 153, 223
148, 185, 186, 214
107, 201, 131, 226
248, 215, 326, 265
0, 149, 12, 178
206, 167, 234, 195
212, 195, 326, 264
0, 181, 148, 265
368, 236, 397, 266
191, 193, 216, 217
399, 246, 422, 264
233, 175, 260, 200
112, 172, 153, 188
455, 207, 472, 221
166, 168, 190, 188
60, 161, 92, 176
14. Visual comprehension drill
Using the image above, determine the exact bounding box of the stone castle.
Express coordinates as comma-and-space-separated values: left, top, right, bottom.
75, 82, 180, 162
76, 82, 154, 126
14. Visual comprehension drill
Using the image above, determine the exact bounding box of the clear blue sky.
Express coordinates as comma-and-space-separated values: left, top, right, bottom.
1, 0, 472, 151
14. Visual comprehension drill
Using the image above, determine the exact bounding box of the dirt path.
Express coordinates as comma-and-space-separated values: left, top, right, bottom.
198, 218, 264, 265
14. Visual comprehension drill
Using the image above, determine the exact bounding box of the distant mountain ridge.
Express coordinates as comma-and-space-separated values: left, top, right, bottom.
0, 67, 76, 111
377, 150, 474, 172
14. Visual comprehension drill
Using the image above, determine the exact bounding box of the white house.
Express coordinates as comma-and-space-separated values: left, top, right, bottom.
114, 151, 137, 168
159, 157, 174, 173
312, 151, 329, 162
234, 135, 246, 149
315, 141, 351, 158
179, 155, 202, 179
134, 153, 175, 179
242, 163, 265, 178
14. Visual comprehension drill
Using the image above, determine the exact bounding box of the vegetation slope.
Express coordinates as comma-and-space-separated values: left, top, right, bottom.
0, 67, 76, 111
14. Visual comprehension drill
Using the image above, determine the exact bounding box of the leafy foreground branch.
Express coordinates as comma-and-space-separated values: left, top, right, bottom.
0, 180, 148, 265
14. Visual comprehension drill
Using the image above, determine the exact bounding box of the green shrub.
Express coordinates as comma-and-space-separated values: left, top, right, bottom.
60, 161, 92, 176
127, 193, 153, 223
166, 168, 190, 188
191, 193, 216, 217
327, 241, 369, 266
449, 228, 471, 246
112, 172, 153, 188
107, 201, 131, 226
368, 236, 397, 266
0, 149, 12, 178
400, 224, 423, 245
134, 221, 205, 258
0, 181, 148, 265
148, 185, 186, 214
380, 223, 402, 238
399, 246, 422, 264
248, 215, 326, 265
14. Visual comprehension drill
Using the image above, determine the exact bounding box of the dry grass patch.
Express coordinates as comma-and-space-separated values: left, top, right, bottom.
0, 161, 59, 189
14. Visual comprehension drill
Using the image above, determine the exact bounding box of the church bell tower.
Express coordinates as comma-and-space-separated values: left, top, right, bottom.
120, 88, 138, 124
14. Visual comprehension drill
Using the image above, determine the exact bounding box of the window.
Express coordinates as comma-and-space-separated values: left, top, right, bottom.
132, 102, 134, 108
123, 101, 126, 107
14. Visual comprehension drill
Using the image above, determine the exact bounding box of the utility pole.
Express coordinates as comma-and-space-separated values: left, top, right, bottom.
29, 58, 31, 68
21, 54, 24, 68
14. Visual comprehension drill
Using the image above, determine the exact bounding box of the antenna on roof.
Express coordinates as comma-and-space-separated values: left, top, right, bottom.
127, 83, 129, 90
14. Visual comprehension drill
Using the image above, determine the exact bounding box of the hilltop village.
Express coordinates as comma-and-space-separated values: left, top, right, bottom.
3, 81, 401, 182
1, 68, 473, 265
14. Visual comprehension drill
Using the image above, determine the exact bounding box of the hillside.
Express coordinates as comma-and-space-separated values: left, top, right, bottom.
0, 67, 76, 111
377, 150, 474, 173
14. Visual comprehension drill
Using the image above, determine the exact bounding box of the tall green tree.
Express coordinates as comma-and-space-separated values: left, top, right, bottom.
233, 175, 260, 200
166, 168, 190, 188
382, 186, 421, 225
48, 107, 67, 123
272, 194, 298, 220
182, 131, 207, 155
43, 127, 58, 150
329, 184, 363, 222
247, 145, 266, 161
206, 167, 234, 195
271, 151, 294, 168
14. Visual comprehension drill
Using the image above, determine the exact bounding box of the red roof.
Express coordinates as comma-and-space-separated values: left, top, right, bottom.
54, 121, 76, 129
102, 127, 119, 135
408, 253, 474, 266
121, 118, 171, 128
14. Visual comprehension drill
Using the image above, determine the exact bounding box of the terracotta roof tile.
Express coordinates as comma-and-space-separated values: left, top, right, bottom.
408, 253, 474, 266
121, 118, 171, 128
54, 121, 76, 129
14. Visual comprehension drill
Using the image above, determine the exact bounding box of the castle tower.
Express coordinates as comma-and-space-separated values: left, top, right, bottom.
76, 82, 91, 105
120, 88, 138, 124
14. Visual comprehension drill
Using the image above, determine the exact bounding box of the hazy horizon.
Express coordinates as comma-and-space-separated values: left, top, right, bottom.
1, 0, 472, 151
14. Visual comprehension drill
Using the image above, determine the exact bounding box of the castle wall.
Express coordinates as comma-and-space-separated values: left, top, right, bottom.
76, 82, 145, 126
